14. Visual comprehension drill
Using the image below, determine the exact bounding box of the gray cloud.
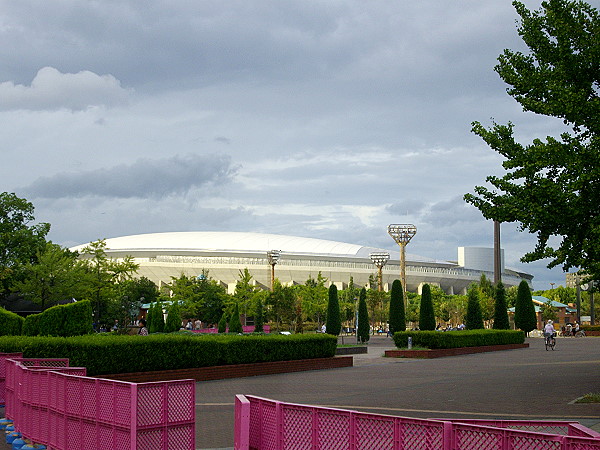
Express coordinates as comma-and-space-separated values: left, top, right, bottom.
23, 153, 236, 199
0, 67, 130, 111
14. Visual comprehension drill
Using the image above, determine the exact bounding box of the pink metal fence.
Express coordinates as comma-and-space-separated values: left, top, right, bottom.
0, 352, 22, 405
235, 395, 600, 450
4, 356, 195, 450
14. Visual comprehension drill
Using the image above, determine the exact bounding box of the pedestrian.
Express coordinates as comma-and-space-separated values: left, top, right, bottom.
138, 319, 148, 336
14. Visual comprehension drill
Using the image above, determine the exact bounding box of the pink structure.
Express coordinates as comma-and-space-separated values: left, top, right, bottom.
0, 352, 22, 405
194, 325, 271, 334
234, 395, 600, 450
3, 354, 195, 450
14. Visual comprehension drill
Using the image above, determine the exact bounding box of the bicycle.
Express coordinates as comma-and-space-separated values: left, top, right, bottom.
574, 330, 586, 338
545, 333, 556, 351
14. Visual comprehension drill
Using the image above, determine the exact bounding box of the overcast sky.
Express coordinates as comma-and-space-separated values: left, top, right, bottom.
1, 0, 592, 290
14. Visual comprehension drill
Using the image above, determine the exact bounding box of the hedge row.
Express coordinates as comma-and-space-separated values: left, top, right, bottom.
22, 300, 93, 337
392, 329, 525, 349
0, 308, 24, 336
0, 333, 337, 376
582, 325, 600, 332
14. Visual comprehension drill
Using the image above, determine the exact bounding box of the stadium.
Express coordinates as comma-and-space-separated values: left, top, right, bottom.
70, 231, 533, 294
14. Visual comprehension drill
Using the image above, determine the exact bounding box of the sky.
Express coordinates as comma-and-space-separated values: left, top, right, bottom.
1, 0, 592, 290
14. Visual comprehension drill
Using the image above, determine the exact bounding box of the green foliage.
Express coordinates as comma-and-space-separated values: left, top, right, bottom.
357, 287, 370, 343
147, 302, 165, 333
493, 282, 510, 330
300, 273, 328, 324
465, 284, 484, 330
0, 307, 24, 335
164, 301, 182, 333
254, 296, 264, 333
23, 300, 93, 337
266, 279, 296, 328
0, 333, 338, 377
514, 280, 538, 333
229, 302, 243, 333
393, 329, 525, 349
326, 284, 341, 335
465, 0, 600, 281
419, 284, 436, 331
541, 300, 559, 322
0, 192, 50, 296
388, 280, 405, 333
169, 271, 227, 325
582, 325, 600, 332
218, 313, 228, 333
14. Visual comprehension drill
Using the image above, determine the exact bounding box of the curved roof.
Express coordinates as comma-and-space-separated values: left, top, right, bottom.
70, 231, 439, 263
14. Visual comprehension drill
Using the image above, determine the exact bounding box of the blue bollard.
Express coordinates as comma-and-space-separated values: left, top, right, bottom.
11, 437, 26, 449
0, 418, 13, 430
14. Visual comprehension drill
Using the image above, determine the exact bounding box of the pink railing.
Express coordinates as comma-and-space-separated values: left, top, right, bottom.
0, 352, 22, 405
4, 356, 195, 450
234, 395, 600, 450
194, 325, 271, 333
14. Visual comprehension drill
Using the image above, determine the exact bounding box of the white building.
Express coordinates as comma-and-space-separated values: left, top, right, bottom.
70, 232, 533, 295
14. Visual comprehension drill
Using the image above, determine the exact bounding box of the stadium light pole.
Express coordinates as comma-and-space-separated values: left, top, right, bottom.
370, 252, 390, 292
266, 250, 281, 292
388, 224, 417, 305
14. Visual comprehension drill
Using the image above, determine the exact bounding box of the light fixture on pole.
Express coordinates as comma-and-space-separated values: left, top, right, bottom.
580, 279, 596, 326
370, 252, 390, 292
388, 224, 417, 304
266, 250, 281, 291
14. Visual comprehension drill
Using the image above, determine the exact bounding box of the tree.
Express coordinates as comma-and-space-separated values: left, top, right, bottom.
148, 301, 164, 333
465, 284, 484, 330
218, 312, 228, 333
357, 287, 370, 343
300, 273, 328, 324
419, 284, 436, 331
254, 294, 265, 333
325, 284, 341, 335
464, 0, 600, 281
514, 280, 538, 333
16, 242, 86, 309
233, 268, 259, 325
388, 280, 405, 333
164, 301, 182, 333
0, 192, 50, 296
541, 299, 559, 322
229, 302, 243, 333
493, 282, 510, 330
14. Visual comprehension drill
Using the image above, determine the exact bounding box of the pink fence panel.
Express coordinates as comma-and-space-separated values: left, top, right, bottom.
4, 357, 196, 450
236, 395, 600, 450
0, 352, 22, 404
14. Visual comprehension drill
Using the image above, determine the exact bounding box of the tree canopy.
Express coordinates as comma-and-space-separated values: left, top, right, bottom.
464, 0, 600, 280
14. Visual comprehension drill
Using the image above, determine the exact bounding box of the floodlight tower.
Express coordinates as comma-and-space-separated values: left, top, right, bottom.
388, 224, 417, 302
369, 252, 390, 292
266, 250, 281, 291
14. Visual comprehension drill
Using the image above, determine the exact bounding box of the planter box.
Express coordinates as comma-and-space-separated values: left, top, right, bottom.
385, 343, 529, 359
102, 356, 353, 383
336, 346, 368, 355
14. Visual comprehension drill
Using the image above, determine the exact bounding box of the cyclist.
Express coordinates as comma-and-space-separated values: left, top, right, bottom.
544, 320, 556, 345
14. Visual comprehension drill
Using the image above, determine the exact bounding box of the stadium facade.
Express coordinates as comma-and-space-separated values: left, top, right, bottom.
70, 232, 533, 295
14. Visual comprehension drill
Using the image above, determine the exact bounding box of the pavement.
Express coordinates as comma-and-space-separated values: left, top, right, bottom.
2, 335, 600, 449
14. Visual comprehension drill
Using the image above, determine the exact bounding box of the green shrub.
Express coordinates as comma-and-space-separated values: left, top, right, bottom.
582, 325, 600, 332
493, 282, 510, 330
218, 313, 228, 333
326, 284, 341, 335
0, 307, 24, 336
229, 303, 243, 333
22, 300, 92, 337
465, 285, 484, 330
357, 287, 369, 343
254, 297, 264, 333
419, 284, 436, 331
388, 280, 405, 333
393, 329, 525, 349
0, 333, 337, 376
164, 301, 181, 333
514, 280, 537, 333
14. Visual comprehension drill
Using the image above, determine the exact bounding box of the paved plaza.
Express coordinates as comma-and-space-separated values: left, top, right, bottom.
1, 335, 599, 449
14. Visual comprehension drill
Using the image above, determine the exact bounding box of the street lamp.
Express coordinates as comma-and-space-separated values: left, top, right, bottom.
580, 280, 596, 326
370, 252, 390, 292
388, 224, 417, 304
266, 250, 281, 291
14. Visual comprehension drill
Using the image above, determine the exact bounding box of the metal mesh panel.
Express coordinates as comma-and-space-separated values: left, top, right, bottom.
455, 427, 502, 450
508, 424, 570, 435
317, 411, 350, 449
400, 421, 443, 449
81, 419, 98, 449
261, 401, 279, 450
137, 384, 164, 427
249, 399, 262, 449
65, 375, 83, 416
509, 434, 562, 449
356, 415, 394, 450
97, 422, 117, 449
112, 383, 134, 427
66, 415, 82, 448
167, 424, 196, 450
568, 438, 600, 450
167, 382, 195, 423
138, 428, 163, 450
80, 377, 98, 420
282, 405, 313, 450
48, 410, 65, 448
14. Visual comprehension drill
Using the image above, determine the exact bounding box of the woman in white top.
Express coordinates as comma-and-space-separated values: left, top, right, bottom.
543, 320, 555, 342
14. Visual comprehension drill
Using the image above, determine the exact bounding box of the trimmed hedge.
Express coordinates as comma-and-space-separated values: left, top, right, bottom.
23, 300, 93, 337
0, 307, 24, 336
582, 325, 600, 332
393, 329, 525, 349
0, 333, 337, 377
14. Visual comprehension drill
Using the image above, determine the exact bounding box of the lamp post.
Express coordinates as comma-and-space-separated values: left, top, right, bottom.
388, 224, 417, 305
370, 252, 390, 292
266, 250, 281, 292
580, 280, 596, 326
